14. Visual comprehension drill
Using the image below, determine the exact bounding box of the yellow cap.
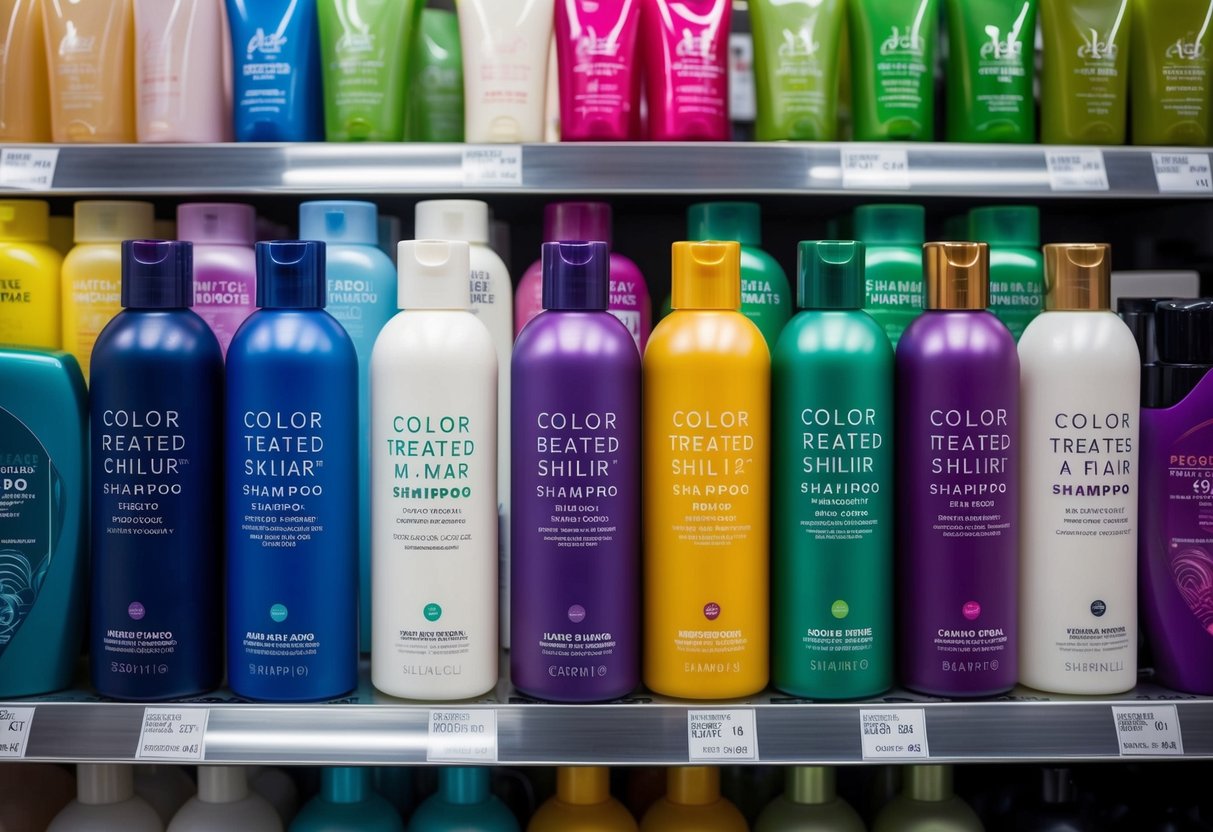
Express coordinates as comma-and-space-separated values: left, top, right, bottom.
73, 201, 156, 244
671, 241, 741, 311
925, 242, 989, 310
0, 200, 49, 242
667, 767, 720, 806
1043, 244, 1111, 311
556, 767, 611, 805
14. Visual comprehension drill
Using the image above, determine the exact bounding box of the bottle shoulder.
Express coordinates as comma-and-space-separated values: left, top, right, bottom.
373, 310, 498, 364
470, 245, 511, 282
646, 310, 771, 364
192, 244, 257, 277
229, 309, 357, 363
93, 310, 223, 365
514, 311, 641, 369
740, 246, 789, 281
0, 242, 61, 272
1018, 311, 1141, 365
63, 243, 121, 273
325, 244, 396, 279
865, 248, 923, 273
775, 310, 895, 362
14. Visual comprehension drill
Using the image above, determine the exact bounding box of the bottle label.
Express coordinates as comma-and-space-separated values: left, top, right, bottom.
1160, 418, 1213, 634
989, 279, 1043, 340
972, 2, 1032, 122
1069, 9, 1127, 121
326, 277, 383, 342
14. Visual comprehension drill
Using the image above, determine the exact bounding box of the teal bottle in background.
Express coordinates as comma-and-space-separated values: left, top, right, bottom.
855, 204, 926, 347
772, 242, 894, 700
290, 768, 403, 832
406, 768, 519, 832
969, 206, 1044, 340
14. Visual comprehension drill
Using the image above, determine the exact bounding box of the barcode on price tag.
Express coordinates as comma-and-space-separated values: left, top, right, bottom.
0, 148, 59, 190
840, 148, 911, 190
462, 146, 522, 188
687, 709, 759, 762
1152, 152, 1213, 193
427, 709, 498, 763
0, 707, 35, 758
135, 708, 208, 761
859, 709, 930, 760
1112, 705, 1184, 756
1045, 149, 1109, 191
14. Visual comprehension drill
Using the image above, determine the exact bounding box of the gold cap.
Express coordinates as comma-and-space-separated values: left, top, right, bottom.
1043, 244, 1111, 311
925, 242, 989, 310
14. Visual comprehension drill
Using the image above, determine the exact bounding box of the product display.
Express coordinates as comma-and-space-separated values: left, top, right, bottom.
48, 765, 163, 832
529, 767, 638, 832
0, 200, 62, 349
42, 0, 136, 142
0, 0, 50, 142
945, 0, 1037, 143
641, 0, 732, 141
291, 767, 404, 832
178, 203, 258, 356
555, 0, 642, 141
1130, 0, 1213, 146
1040, 0, 1132, 145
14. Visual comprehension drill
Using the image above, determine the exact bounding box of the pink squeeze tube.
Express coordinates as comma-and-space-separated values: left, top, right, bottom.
555, 0, 643, 141
640, 0, 731, 141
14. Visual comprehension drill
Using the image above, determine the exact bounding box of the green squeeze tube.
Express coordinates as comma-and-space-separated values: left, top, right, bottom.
772, 241, 894, 700
969, 206, 1044, 340
855, 204, 926, 348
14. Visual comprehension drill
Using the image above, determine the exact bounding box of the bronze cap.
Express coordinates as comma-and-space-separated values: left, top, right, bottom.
1044, 244, 1111, 311
925, 242, 989, 310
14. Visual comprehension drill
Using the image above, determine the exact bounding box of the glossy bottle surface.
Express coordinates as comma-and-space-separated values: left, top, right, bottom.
848, 0, 939, 141
406, 768, 519, 832
133, 0, 228, 142
290, 768, 403, 832
407, 8, 464, 142
0, 201, 62, 349
640, 0, 731, 140
1040, 0, 1132, 144
42, 0, 136, 142
751, 0, 846, 141
640, 769, 747, 832
0, 0, 51, 141
528, 768, 638, 832
1129, 0, 1213, 146
945, 0, 1037, 143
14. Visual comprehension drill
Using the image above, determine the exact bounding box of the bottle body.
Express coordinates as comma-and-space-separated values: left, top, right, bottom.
740, 246, 792, 349
864, 247, 924, 348
555, 0, 642, 141
42, 0, 136, 142
944, 0, 1037, 143
640, 0, 732, 141
61, 242, 124, 383
192, 244, 257, 357
1040, 0, 1132, 144
1129, 0, 1213, 146
517, 253, 651, 353
988, 247, 1044, 341
133, 0, 228, 142
407, 9, 465, 142
0, 0, 51, 141
848, 0, 939, 141
0, 240, 62, 349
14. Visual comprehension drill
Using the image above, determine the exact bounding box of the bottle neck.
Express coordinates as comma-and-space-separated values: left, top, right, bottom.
441, 767, 490, 805
198, 766, 249, 803
906, 766, 952, 802
668, 768, 719, 806
557, 767, 611, 805
787, 767, 835, 805
323, 767, 370, 804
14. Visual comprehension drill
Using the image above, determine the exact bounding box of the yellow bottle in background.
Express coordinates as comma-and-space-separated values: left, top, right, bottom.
61, 201, 154, 381
640, 768, 748, 832
642, 241, 771, 699
42, 0, 136, 142
0, 0, 51, 141
0, 200, 62, 349
528, 768, 638, 832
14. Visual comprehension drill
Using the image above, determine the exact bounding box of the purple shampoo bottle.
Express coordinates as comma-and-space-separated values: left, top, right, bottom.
897, 242, 1020, 697
511, 241, 640, 701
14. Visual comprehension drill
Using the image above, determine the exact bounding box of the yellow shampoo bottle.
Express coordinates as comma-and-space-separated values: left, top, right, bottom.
0, 200, 62, 349
643, 241, 771, 699
528, 767, 638, 832
640, 768, 748, 832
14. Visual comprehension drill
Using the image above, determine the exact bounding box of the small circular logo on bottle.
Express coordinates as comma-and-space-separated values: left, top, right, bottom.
568, 604, 586, 623
962, 601, 982, 621
270, 604, 288, 623
1091, 600, 1107, 617
127, 602, 146, 621
704, 602, 721, 621
831, 600, 850, 619
424, 603, 442, 622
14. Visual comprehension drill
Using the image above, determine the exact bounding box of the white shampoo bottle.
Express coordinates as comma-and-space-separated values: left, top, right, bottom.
48, 765, 163, 832
167, 767, 281, 832
1019, 244, 1140, 695
371, 240, 499, 700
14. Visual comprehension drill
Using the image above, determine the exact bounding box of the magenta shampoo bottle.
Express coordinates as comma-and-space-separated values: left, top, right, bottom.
897, 243, 1019, 697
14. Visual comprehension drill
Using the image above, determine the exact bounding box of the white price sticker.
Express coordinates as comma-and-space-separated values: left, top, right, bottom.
1152, 152, 1213, 193
136, 708, 208, 761
462, 146, 523, 188
0, 707, 35, 758
0, 148, 58, 190
841, 148, 911, 190
1045, 149, 1109, 191
427, 709, 498, 763
1112, 705, 1184, 756
860, 709, 930, 760
687, 709, 759, 762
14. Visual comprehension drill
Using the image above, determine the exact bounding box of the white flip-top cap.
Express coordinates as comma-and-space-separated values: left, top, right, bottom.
415, 200, 490, 244
197, 766, 250, 804
398, 240, 471, 310
78, 764, 135, 805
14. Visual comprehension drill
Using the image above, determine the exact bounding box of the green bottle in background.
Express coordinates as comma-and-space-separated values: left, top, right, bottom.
772, 241, 893, 701
755, 768, 865, 832
854, 204, 926, 347
688, 202, 791, 347
872, 766, 984, 832
407, 4, 465, 142
970, 206, 1044, 340
1040, 0, 1132, 145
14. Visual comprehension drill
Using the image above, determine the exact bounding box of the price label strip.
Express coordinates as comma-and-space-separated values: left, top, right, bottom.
136, 707, 209, 761
0, 706, 35, 758
1112, 705, 1184, 756
687, 709, 759, 762
1152, 152, 1213, 194
0, 148, 59, 190
462, 146, 523, 188
840, 148, 911, 191
1045, 149, 1109, 192
427, 709, 499, 763
859, 708, 930, 761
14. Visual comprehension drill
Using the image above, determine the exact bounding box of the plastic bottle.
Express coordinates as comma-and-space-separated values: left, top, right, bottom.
640, 0, 732, 141
48, 765, 163, 832
855, 204, 926, 348
90, 241, 224, 701
226, 241, 358, 702
407, 5, 464, 142
643, 241, 770, 699
872, 766, 984, 832
771, 241, 894, 700
0, 200, 63, 349
529, 767, 638, 832
754, 767, 865, 832
1040, 0, 1132, 144
134, 766, 196, 826
640, 768, 747, 832
177, 202, 257, 357
290, 768, 403, 832
168, 767, 281, 832
1129, 0, 1213, 145
41, 0, 136, 142
969, 206, 1044, 340
0, 0, 51, 141
248, 768, 300, 827
554, 0, 643, 141
370, 240, 498, 700
944, 0, 1037, 142
848, 0, 940, 141
406, 768, 519, 832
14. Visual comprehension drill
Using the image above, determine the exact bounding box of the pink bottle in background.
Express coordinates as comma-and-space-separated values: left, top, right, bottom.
516, 202, 651, 352
178, 202, 256, 356
640, 0, 731, 141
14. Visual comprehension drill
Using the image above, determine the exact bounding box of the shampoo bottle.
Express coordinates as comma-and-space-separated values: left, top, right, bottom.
872, 766, 984, 832
640, 768, 747, 832
855, 204, 926, 348
168, 768, 281, 832
177, 202, 258, 357
133, 0, 228, 142
0, 0, 51, 141
944, 0, 1037, 142
407, 4, 464, 142
641, 0, 732, 140
754, 767, 865, 832
511, 242, 640, 702
1129, 0, 1213, 146
643, 241, 770, 699
771, 241, 894, 700
848, 0, 939, 141
0, 348, 87, 698
226, 240, 358, 702
969, 206, 1044, 340
42, 0, 136, 142
529, 767, 638, 832
135, 766, 196, 826
48, 765, 163, 832
290, 768, 403, 832
370, 240, 498, 700
897, 242, 1019, 697
555, 0, 643, 141
90, 240, 224, 701
1019, 244, 1140, 695
406, 768, 519, 832
0, 200, 63, 350
1040, 0, 1132, 144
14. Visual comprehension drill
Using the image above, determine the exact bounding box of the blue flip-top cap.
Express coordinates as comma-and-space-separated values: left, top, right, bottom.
121, 240, 193, 309
542, 241, 609, 311
257, 240, 326, 309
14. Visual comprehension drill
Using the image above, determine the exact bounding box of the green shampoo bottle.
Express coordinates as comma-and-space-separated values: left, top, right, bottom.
772, 241, 894, 701
848, 0, 940, 140
969, 206, 1044, 340
855, 204, 926, 348
1040, 0, 1132, 144
1129, 0, 1213, 146
755, 768, 865, 832
945, 0, 1037, 142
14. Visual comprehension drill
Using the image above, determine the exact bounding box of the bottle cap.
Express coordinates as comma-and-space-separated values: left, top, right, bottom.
855, 205, 926, 247
787, 767, 836, 805
397, 240, 471, 310
544, 202, 613, 246
1117, 297, 1170, 365
557, 767, 611, 805
77, 764, 135, 805
688, 202, 762, 246
798, 240, 865, 309
1156, 300, 1213, 365
321, 767, 370, 805
256, 241, 326, 309
177, 203, 256, 246
299, 200, 380, 246
197, 766, 250, 804
0, 200, 49, 242
969, 206, 1040, 249
1043, 244, 1112, 311
543, 241, 609, 311
121, 241, 193, 309
440, 767, 490, 806
925, 242, 989, 310
415, 199, 490, 244
73, 201, 155, 243
905, 765, 953, 802
671, 241, 741, 311
667, 767, 720, 806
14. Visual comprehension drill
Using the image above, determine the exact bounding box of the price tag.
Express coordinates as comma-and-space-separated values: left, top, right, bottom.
840, 148, 911, 190
687, 709, 759, 762
1152, 152, 1213, 193
859, 708, 930, 760
0, 148, 59, 190
1112, 705, 1184, 756
462, 146, 523, 188
0, 707, 35, 758
1045, 149, 1109, 191
135, 707, 208, 761
427, 709, 498, 763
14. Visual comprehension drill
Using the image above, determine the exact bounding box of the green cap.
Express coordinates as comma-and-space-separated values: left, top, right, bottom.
798, 240, 865, 310
854, 204, 925, 247
688, 201, 762, 246
970, 206, 1040, 249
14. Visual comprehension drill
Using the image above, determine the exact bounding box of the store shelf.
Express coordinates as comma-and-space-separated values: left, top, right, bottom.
2, 142, 1212, 197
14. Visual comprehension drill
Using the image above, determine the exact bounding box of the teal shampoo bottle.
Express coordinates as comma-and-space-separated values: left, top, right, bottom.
406, 768, 519, 832
290, 768, 402, 832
